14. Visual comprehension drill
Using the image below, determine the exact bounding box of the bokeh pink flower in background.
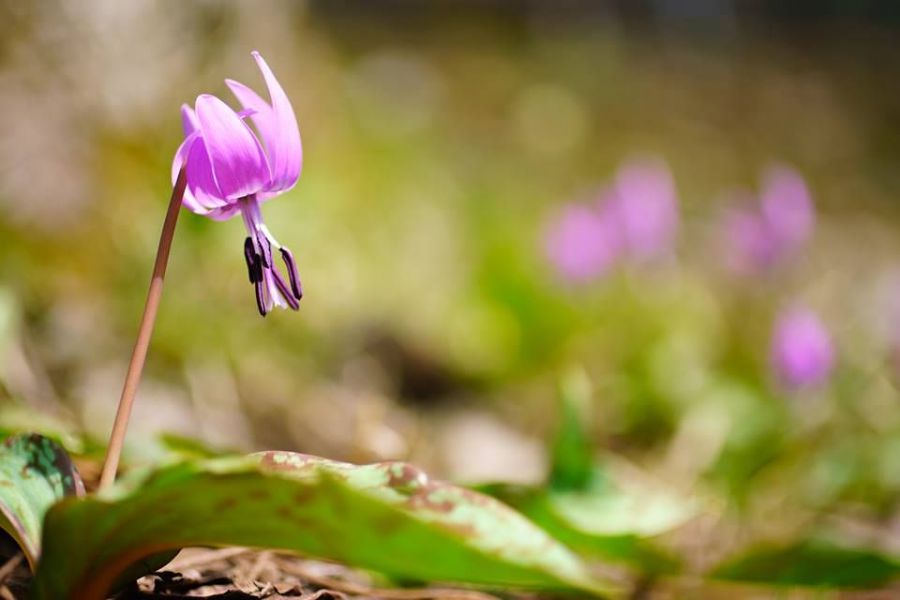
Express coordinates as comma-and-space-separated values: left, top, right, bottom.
771, 306, 834, 390
608, 157, 679, 262
544, 201, 620, 283
722, 165, 814, 275
722, 198, 780, 273
760, 166, 815, 253
544, 157, 678, 283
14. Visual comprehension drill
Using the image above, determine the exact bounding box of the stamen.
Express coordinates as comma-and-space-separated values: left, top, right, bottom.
256, 230, 273, 268
279, 247, 303, 300
239, 195, 302, 316
243, 237, 262, 283
271, 269, 300, 310
254, 281, 267, 317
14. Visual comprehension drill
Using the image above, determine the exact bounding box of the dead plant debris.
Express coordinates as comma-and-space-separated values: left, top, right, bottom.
112, 548, 510, 600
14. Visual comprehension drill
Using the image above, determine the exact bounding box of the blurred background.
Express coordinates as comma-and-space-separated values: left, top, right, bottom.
1, 0, 900, 577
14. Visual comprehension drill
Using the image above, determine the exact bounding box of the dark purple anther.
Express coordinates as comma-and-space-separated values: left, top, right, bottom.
279, 247, 303, 300
254, 281, 267, 317
271, 269, 300, 310
243, 237, 262, 283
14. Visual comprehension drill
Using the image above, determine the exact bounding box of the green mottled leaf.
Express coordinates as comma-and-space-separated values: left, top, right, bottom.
0, 434, 83, 569
711, 540, 900, 588
0, 406, 86, 456
31, 453, 616, 600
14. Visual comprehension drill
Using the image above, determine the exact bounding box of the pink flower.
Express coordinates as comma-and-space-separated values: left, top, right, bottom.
172, 51, 303, 316
544, 202, 620, 283
771, 306, 834, 390
722, 200, 781, 273
760, 166, 814, 253
543, 157, 679, 284
722, 165, 814, 275
609, 158, 679, 262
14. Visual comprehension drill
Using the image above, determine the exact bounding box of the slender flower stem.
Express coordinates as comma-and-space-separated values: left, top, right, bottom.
99, 168, 188, 490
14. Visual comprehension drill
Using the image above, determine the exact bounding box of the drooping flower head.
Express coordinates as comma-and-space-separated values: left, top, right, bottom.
722, 165, 814, 275
771, 306, 834, 390
172, 51, 303, 316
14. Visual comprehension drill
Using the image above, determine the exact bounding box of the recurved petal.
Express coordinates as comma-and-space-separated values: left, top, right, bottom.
204, 203, 243, 221
195, 93, 270, 200
175, 107, 258, 217
172, 130, 198, 185
185, 134, 230, 212
226, 78, 280, 182
172, 131, 213, 215
248, 51, 302, 192
181, 103, 200, 136
180, 189, 215, 215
